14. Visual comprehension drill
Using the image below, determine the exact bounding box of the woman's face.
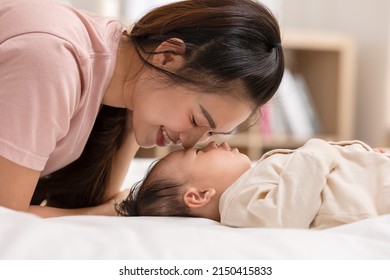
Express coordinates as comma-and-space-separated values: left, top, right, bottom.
131, 82, 252, 149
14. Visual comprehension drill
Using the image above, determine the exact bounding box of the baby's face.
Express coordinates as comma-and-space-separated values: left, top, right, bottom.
159, 141, 252, 193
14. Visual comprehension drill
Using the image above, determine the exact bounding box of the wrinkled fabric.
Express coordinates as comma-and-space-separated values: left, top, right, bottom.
220, 139, 390, 229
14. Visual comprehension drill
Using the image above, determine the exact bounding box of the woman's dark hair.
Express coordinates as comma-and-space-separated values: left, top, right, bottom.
32, 106, 127, 208
115, 159, 192, 217
32, 0, 284, 208
130, 0, 284, 107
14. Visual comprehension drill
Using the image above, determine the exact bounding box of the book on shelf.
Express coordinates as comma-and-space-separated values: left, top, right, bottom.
260, 69, 322, 140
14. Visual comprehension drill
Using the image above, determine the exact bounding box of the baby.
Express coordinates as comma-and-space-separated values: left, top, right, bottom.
116, 138, 390, 229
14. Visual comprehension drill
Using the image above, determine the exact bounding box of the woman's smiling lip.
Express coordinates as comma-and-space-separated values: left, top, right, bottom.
157, 126, 180, 147
156, 126, 167, 147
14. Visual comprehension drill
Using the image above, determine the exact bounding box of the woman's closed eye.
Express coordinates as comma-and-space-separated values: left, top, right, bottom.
191, 115, 217, 140
192, 116, 213, 135
191, 116, 198, 127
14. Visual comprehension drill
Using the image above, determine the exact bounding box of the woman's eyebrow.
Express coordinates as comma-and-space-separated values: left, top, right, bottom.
200, 105, 216, 129
199, 104, 236, 135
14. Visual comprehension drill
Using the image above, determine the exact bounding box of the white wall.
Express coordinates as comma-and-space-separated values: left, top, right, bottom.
121, 0, 179, 22
280, 0, 390, 146
65, 0, 120, 16
120, 0, 282, 22
67, 0, 282, 23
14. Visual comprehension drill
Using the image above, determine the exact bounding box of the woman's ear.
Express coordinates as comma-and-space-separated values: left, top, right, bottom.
183, 188, 216, 209
151, 38, 186, 71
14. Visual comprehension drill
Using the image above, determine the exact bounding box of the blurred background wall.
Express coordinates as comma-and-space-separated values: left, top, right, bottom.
280, 0, 390, 147
59, 0, 390, 147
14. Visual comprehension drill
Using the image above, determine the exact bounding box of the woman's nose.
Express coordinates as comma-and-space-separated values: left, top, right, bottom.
179, 128, 212, 148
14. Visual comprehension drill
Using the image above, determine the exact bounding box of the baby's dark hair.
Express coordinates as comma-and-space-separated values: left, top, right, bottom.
116, 159, 192, 217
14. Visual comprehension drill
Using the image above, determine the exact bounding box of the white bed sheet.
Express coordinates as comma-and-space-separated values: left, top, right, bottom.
1, 158, 390, 260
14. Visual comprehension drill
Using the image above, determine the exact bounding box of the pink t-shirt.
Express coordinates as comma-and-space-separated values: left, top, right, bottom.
0, 0, 125, 176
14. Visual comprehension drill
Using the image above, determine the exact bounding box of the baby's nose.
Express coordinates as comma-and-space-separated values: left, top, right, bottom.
201, 141, 219, 152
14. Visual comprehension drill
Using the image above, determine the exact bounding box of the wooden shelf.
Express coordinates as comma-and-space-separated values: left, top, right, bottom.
283, 30, 356, 140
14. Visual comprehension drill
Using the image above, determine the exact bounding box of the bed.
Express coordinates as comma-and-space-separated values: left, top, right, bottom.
1, 158, 390, 260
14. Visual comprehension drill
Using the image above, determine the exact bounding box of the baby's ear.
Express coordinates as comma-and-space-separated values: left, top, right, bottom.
183, 188, 216, 208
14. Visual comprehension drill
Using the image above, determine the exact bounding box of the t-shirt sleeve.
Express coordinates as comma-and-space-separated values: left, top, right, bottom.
0, 33, 82, 171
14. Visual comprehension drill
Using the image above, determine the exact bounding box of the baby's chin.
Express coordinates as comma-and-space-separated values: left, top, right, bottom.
244, 161, 253, 172
240, 152, 253, 168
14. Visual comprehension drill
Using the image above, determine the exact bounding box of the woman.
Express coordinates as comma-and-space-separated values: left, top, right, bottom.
0, 0, 284, 217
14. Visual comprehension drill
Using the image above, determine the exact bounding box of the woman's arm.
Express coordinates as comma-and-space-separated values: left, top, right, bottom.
0, 155, 129, 218
28, 189, 130, 218
0, 156, 40, 213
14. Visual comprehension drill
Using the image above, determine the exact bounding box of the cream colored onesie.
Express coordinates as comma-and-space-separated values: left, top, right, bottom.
219, 139, 390, 229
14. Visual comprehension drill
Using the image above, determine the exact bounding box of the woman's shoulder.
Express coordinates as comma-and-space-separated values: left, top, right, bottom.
0, 0, 122, 51
1, 0, 80, 35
